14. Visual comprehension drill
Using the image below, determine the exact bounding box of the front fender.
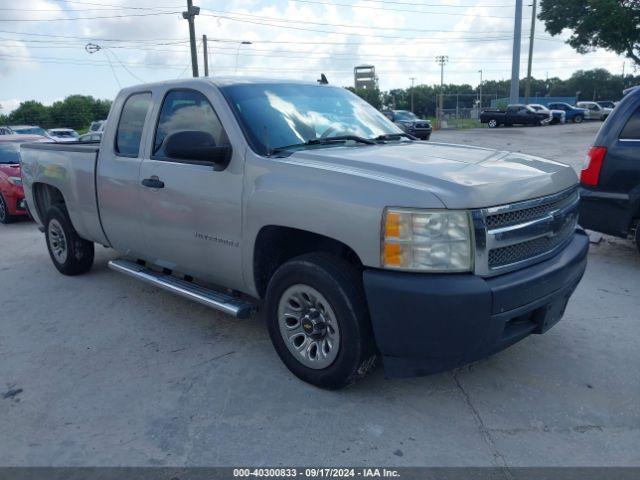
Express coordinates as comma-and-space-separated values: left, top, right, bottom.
241, 153, 445, 296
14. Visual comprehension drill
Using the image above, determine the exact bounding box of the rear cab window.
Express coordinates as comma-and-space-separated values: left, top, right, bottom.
619, 106, 640, 140
115, 92, 152, 157
152, 89, 229, 161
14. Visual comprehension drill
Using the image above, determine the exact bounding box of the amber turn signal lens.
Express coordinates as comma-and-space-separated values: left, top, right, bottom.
383, 243, 402, 266
385, 211, 401, 238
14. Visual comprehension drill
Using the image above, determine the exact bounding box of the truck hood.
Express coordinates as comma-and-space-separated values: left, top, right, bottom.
288, 142, 578, 209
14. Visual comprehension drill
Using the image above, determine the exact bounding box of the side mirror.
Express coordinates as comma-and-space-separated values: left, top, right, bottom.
164, 130, 232, 171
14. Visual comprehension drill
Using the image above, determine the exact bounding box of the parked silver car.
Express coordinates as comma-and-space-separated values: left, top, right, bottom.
576, 101, 612, 121
528, 104, 565, 124
47, 128, 80, 142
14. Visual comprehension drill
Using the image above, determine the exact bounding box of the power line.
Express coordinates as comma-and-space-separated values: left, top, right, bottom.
0, 11, 181, 22
199, 8, 520, 35
274, 0, 523, 17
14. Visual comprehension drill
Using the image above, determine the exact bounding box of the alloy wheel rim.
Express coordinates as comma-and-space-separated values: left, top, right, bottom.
277, 284, 340, 370
48, 219, 68, 264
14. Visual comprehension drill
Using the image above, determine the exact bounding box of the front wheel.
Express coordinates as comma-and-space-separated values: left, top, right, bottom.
265, 253, 376, 389
45, 204, 94, 275
0, 194, 15, 224
574, 115, 584, 124
487, 119, 498, 128
635, 223, 640, 255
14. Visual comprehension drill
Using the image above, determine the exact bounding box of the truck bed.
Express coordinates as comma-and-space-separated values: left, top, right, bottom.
20, 141, 108, 245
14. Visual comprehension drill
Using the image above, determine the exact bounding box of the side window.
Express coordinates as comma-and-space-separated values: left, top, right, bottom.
153, 89, 229, 159
620, 106, 640, 140
115, 92, 151, 157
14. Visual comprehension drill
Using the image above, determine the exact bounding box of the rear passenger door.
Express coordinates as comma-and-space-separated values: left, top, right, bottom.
137, 87, 244, 290
97, 91, 153, 257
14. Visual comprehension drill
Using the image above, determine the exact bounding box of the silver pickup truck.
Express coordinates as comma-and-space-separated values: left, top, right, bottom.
20, 78, 588, 389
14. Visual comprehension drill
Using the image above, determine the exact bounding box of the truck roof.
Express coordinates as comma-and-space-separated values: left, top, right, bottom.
117, 76, 332, 94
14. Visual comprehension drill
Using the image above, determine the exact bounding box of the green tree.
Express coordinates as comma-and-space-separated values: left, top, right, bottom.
346, 86, 382, 110
50, 95, 99, 130
539, 0, 640, 66
8, 101, 51, 127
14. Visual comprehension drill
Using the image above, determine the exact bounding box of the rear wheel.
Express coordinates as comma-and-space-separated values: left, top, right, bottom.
45, 204, 94, 275
635, 222, 640, 255
265, 253, 376, 389
0, 194, 15, 224
487, 119, 498, 128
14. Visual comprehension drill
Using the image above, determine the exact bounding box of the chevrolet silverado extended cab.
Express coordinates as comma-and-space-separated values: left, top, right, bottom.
20, 78, 588, 389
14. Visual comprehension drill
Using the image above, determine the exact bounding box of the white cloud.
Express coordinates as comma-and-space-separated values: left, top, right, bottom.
0, 98, 21, 114
0, 0, 630, 102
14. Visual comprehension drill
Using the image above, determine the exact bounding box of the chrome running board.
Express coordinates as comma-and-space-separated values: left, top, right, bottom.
108, 259, 254, 319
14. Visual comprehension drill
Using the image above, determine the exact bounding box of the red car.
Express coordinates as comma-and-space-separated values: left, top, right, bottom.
0, 135, 46, 223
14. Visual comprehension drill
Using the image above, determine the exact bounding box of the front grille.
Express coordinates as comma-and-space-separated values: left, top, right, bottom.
486, 189, 578, 229
488, 220, 575, 268
414, 123, 430, 129
475, 187, 580, 276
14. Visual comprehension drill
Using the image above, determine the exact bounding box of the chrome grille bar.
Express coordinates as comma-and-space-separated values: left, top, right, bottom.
473, 187, 579, 277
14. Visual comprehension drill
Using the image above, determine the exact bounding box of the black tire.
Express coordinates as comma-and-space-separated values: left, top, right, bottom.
574, 115, 584, 124
635, 223, 640, 255
44, 204, 94, 275
265, 253, 376, 389
487, 119, 498, 128
0, 194, 15, 224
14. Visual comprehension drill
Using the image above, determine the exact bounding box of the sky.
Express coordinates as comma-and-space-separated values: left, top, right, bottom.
0, 0, 631, 114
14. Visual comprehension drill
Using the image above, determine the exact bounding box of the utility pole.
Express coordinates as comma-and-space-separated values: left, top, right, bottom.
183, 0, 200, 78
409, 77, 416, 113
478, 69, 483, 109
524, 0, 537, 104
435, 55, 448, 129
202, 34, 209, 76
510, 0, 523, 104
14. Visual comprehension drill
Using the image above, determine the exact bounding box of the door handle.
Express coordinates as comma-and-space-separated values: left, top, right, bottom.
141, 176, 164, 189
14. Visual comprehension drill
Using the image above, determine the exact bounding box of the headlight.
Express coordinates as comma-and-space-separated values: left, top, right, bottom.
8, 176, 22, 186
382, 208, 473, 272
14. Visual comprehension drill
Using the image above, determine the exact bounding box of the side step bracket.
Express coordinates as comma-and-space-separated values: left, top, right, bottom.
108, 259, 254, 319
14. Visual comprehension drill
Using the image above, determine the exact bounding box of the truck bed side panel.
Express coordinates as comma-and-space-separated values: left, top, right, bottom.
21, 143, 109, 246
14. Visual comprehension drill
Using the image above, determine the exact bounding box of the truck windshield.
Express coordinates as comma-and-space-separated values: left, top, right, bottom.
0, 143, 21, 164
221, 83, 402, 156
394, 111, 418, 121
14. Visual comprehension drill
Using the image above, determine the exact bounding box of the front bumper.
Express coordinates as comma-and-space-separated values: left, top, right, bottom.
363, 230, 588, 378
407, 128, 432, 139
2, 185, 28, 216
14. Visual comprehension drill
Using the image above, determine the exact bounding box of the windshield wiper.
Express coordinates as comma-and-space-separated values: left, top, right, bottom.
269, 135, 375, 155
374, 132, 417, 142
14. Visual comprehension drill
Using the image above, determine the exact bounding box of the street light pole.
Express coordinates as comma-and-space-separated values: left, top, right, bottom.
409, 77, 416, 113
182, 0, 200, 78
478, 69, 483, 110
510, 0, 523, 103
234, 41, 252, 75
435, 55, 448, 129
202, 34, 209, 76
524, 0, 537, 104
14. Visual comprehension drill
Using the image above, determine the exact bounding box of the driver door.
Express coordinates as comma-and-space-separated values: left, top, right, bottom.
137, 87, 244, 290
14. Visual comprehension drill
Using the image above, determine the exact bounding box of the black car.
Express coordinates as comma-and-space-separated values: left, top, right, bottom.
480, 104, 551, 128
383, 110, 432, 140
579, 87, 640, 253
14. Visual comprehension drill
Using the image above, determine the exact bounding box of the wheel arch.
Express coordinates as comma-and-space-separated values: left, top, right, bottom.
31, 182, 67, 224
252, 225, 364, 299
